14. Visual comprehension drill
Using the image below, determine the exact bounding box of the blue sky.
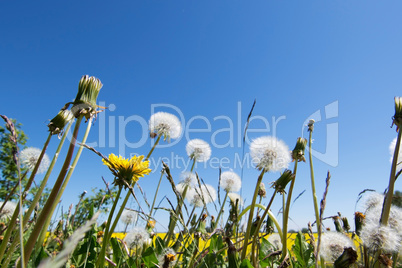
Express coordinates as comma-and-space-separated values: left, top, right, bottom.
1, 0, 402, 231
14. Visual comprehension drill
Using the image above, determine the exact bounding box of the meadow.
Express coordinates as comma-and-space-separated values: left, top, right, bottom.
0, 75, 401, 268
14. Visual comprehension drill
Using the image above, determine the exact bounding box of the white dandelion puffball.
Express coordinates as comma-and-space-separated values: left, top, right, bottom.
360, 222, 401, 253
319, 232, 354, 262
389, 137, 402, 172
120, 209, 138, 225
186, 188, 204, 207
0, 201, 17, 220
149, 112, 182, 140
180, 171, 197, 187
228, 192, 244, 207
220, 171, 241, 192
250, 136, 291, 172
20, 147, 50, 174
186, 139, 211, 162
186, 184, 217, 207
201, 184, 217, 203
124, 227, 150, 248
267, 233, 282, 250
157, 248, 176, 266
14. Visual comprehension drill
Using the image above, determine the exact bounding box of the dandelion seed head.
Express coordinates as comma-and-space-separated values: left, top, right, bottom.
228, 192, 244, 206
360, 222, 401, 253
201, 184, 217, 203
186, 184, 216, 207
268, 233, 282, 250
320, 232, 354, 262
186, 188, 204, 207
157, 248, 176, 266
250, 136, 291, 172
124, 227, 150, 248
180, 171, 197, 187
0, 201, 17, 220
220, 171, 241, 192
149, 112, 182, 140
120, 209, 138, 225
186, 139, 211, 162
361, 192, 384, 213
389, 137, 402, 172
19, 147, 50, 174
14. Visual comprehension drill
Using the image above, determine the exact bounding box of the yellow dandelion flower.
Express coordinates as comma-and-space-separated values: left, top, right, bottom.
103, 154, 151, 186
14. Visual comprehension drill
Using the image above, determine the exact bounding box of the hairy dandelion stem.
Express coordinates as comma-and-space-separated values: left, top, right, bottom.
214, 191, 228, 230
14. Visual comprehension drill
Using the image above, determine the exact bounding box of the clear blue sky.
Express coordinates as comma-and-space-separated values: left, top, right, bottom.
1, 0, 401, 231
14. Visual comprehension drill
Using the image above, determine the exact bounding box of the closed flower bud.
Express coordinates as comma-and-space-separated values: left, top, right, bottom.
354, 212, 365, 236
341, 217, 350, 232
333, 216, 343, 233
307, 119, 315, 132
393, 96, 402, 129
292, 137, 307, 162
72, 75, 103, 119
265, 213, 275, 234
258, 182, 266, 198
271, 169, 295, 194
333, 247, 358, 268
48, 109, 74, 135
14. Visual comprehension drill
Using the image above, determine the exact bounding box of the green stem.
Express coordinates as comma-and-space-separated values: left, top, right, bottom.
251, 189, 278, 267
281, 161, 298, 261
240, 169, 265, 261
19, 115, 84, 267
190, 159, 196, 172
214, 191, 228, 230
146, 135, 161, 160
1, 122, 72, 267
97, 186, 123, 268
149, 170, 165, 218
36, 118, 93, 251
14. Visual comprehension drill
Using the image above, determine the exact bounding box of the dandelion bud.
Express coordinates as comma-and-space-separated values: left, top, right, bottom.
341, 217, 350, 232
48, 109, 74, 135
354, 212, 365, 236
333, 247, 358, 268
378, 254, 393, 268
393, 96, 402, 129
250, 215, 261, 236
307, 119, 315, 132
258, 182, 266, 198
271, 169, 295, 194
292, 137, 307, 162
72, 75, 103, 119
333, 216, 343, 233
265, 213, 274, 234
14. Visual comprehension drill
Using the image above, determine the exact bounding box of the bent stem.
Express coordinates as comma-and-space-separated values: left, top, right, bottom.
240, 169, 265, 261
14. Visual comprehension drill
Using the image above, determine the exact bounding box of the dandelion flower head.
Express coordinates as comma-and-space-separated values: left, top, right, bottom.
186, 139, 211, 162
102, 154, 151, 186
220, 171, 241, 192
320, 232, 354, 262
157, 248, 176, 267
180, 171, 197, 187
149, 112, 182, 141
20, 147, 50, 174
250, 136, 291, 172
124, 227, 150, 248
360, 222, 401, 253
267, 233, 282, 250
186, 184, 216, 207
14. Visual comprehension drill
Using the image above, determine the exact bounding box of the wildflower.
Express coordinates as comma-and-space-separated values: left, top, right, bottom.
268, 233, 282, 250
200, 184, 217, 203
333, 247, 358, 268
332, 216, 343, 233
220, 171, 241, 192
250, 136, 291, 172
186, 184, 216, 207
71, 75, 103, 119
354, 212, 365, 236
124, 227, 150, 249
360, 222, 401, 253
389, 137, 402, 172
271, 169, 294, 193
228, 192, 244, 207
186, 139, 211, 162
292, 137, 307, 162
102, 154, 151, 187
120, 209, 138, 225
19, 147, 50, 174
393, 96, 402, 129
0, 201, 17, 220
175, 182, 187, 196
149, 112, 182, 141
186, 188, 204, 207
319, 232, 355, 262
48, 109, 74, 135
